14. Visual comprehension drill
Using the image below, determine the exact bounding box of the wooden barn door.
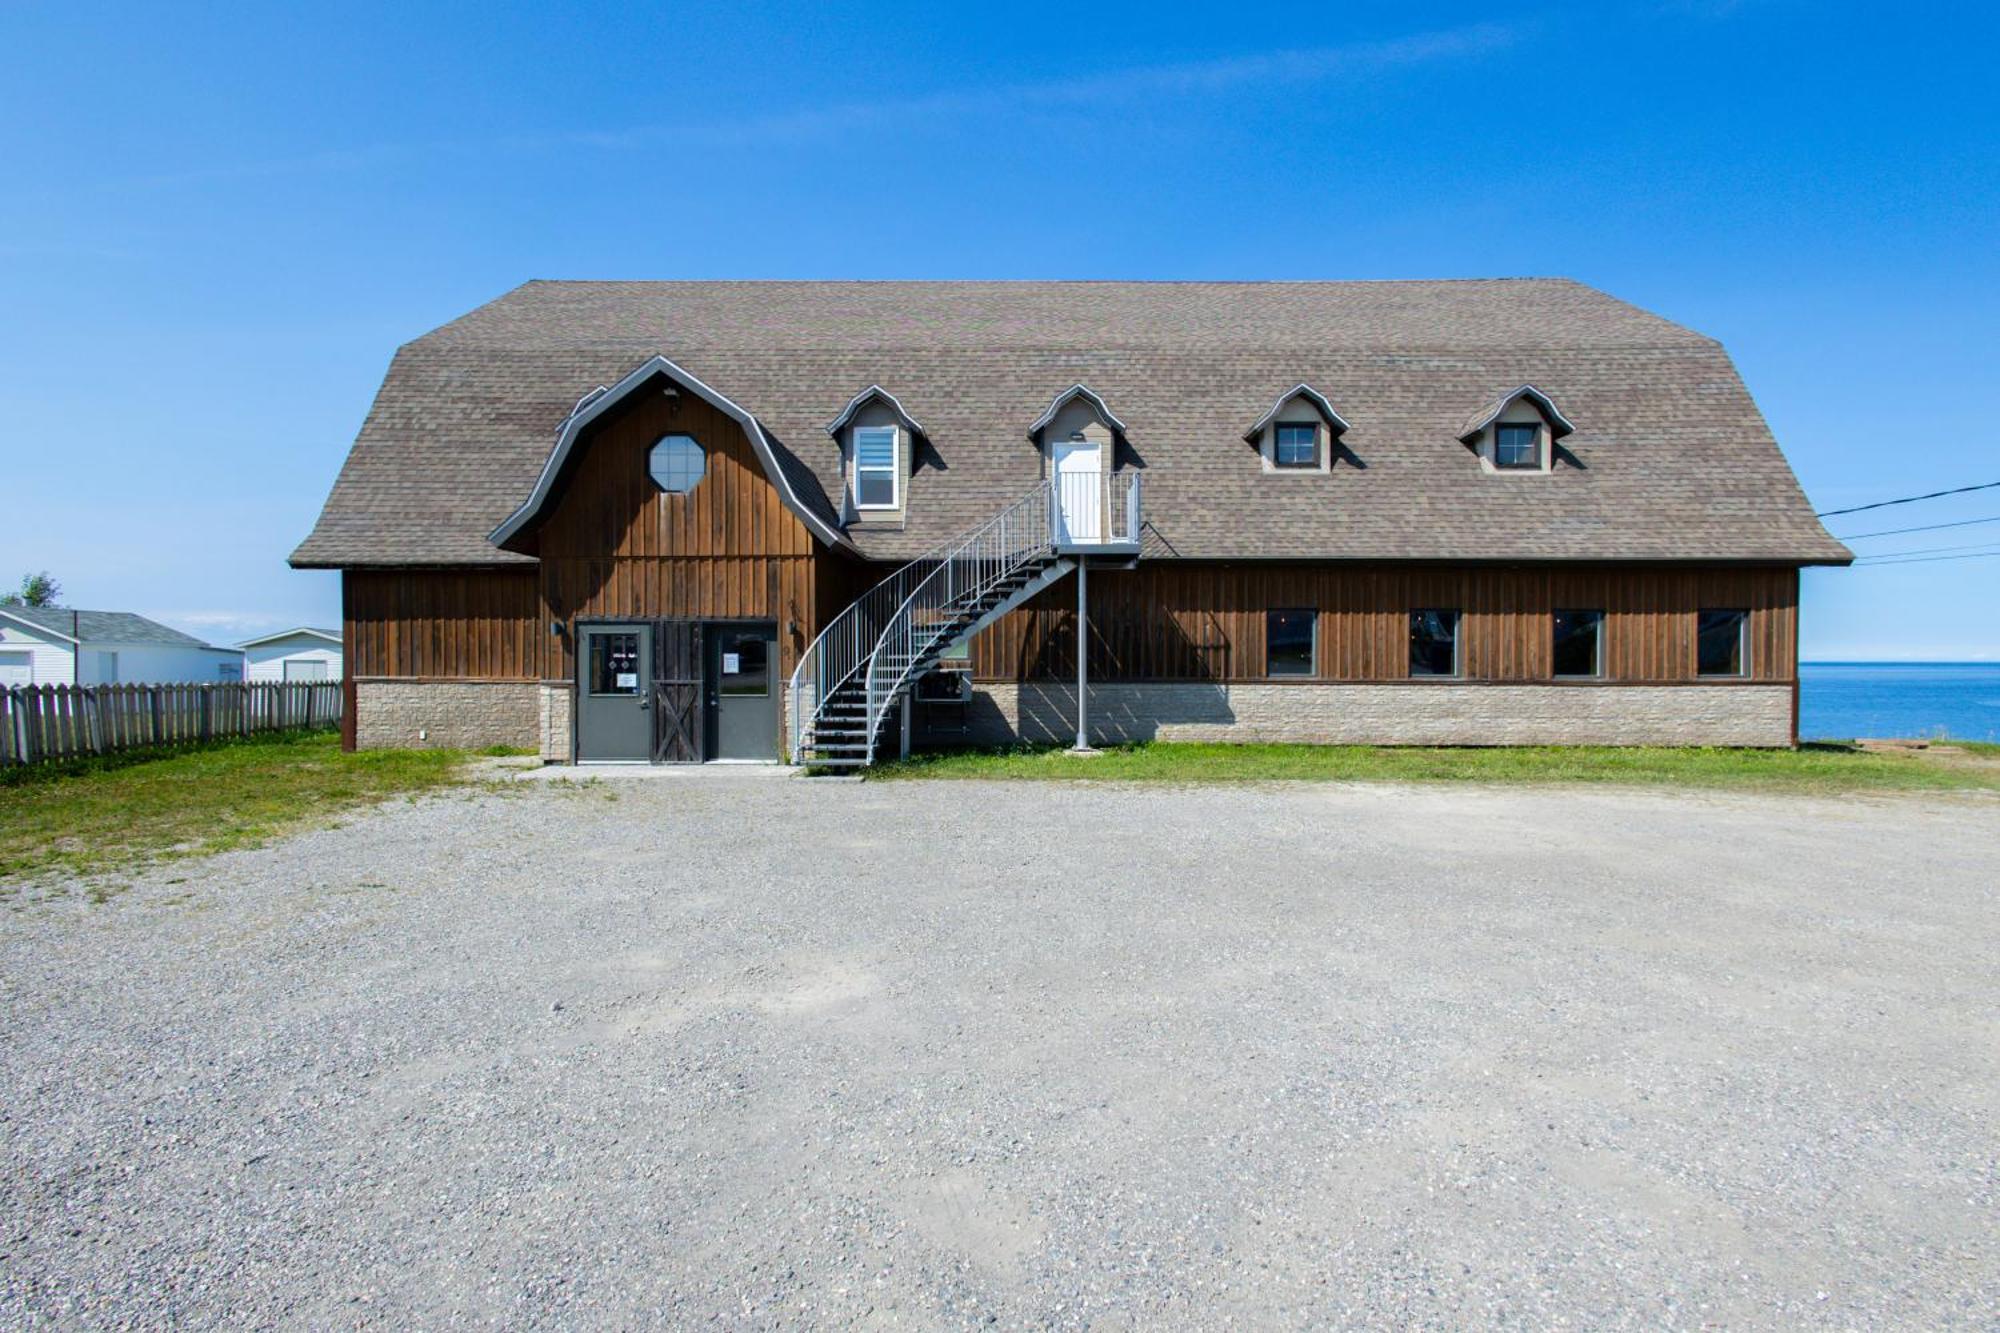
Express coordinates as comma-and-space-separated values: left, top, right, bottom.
652, 620, 703, 763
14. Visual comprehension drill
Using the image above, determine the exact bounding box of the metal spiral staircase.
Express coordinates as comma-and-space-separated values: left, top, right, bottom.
789, 473, 1140, 769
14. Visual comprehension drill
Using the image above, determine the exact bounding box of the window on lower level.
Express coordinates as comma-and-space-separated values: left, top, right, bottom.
1697, 609, 1748, 677
1494, 422, 1541, 469
854, 425, 899, 509
1409, 609, 1461, 677
1266, 608, 1315, 676
1274, 422, 1320, 468
1552, 609, 1604, 678
588, 632, 642, 696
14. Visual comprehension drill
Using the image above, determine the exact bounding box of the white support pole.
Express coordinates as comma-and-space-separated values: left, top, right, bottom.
1073, 558, 1090, 751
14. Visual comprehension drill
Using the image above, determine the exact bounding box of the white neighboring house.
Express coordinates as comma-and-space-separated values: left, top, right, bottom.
239, 626, 343, 683
0, 608, 244, 686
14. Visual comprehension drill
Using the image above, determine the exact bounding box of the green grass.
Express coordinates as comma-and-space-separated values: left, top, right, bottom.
868, 740, 2000, 794
1, 731, 474, 887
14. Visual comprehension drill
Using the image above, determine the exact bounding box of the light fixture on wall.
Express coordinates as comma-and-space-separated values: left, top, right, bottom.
549, 620, 564, 638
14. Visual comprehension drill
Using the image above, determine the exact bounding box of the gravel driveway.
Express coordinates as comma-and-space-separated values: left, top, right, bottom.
3, 775, 1996, 1328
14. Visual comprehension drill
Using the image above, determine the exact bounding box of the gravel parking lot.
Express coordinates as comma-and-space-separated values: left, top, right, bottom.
3, 775, 1996, 1328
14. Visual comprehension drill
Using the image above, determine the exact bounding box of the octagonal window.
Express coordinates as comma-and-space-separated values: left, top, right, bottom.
648, 434, 706, 494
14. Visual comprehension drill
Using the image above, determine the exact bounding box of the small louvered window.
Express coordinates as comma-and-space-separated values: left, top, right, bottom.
854, 426, 898, 509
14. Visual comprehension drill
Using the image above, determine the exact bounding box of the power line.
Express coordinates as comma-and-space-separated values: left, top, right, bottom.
1853, 538, 2000, 561
1848, 549, 2000, 568
1835, 513, 2000, 541
1817, 479, 2000, 518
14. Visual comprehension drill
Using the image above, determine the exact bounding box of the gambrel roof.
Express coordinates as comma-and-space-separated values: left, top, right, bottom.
292, 279, 1850, 567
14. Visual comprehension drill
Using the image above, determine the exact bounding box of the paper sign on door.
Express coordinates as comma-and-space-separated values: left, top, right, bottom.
615, 672, 638, 689
722, 653, 741, 673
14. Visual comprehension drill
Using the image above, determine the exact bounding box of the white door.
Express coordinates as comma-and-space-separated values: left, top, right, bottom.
1053, 437, 1104, 544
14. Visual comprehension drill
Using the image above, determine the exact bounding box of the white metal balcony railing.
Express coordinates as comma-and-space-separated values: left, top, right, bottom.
1052, 468, 1142, 551
788, 470, 1141, 764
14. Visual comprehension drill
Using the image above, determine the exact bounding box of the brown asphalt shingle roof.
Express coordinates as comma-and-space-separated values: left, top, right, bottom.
291, 279, 1850, 568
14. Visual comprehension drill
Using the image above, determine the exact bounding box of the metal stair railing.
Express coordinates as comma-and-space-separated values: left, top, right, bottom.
786, 553, 936, 763
787, 480, 1056, 763
860, 481, 1060, 761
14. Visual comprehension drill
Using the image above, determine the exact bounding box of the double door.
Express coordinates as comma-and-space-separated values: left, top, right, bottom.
575, 620, 777, 763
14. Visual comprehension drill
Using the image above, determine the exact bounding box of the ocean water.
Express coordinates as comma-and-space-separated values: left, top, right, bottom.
1799, 662, 2000, 743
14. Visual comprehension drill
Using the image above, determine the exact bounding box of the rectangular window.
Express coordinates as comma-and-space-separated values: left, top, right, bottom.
283, 659, 329, 682
853, 426, 898, 509
1266, 608, 1315, 677
1273, 422, 1319, 468
588, 632, 642, 696
1551, 609, 1603, 678
1697, 609, 1748, 677
716, 629, 769, 697
1409, 609, 1461, 677
1494, 422, 1540, 469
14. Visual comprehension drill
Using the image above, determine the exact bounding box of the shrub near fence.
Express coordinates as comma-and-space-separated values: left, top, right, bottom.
0, 681, 344, 767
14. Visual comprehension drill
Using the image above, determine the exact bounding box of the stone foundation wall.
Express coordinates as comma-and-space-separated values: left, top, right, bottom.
921, 682, 1794, 749
353, 680, 540, 751
538, 683, 573, 763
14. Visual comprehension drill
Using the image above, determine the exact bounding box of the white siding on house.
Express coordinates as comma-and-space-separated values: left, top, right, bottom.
245, 632, 343, 683
0, 617, 77, 684
82, 643, 244, 684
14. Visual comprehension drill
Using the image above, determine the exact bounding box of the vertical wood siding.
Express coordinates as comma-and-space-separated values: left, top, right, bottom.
971, 563, 1798, 684
533, 388, 821, 681
345, 388, 835, 685
345, 568, 541, 679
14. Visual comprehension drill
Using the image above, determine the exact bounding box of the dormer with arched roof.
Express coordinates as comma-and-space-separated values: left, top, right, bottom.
1244, 385, 1351, 474
826, 385, 928, 524
1459, 384, 1574, 475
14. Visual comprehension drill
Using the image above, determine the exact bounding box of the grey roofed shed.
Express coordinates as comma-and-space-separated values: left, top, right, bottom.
291, 278, 1852, 568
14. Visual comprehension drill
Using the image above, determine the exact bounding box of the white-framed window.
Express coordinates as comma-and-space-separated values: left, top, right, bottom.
283, 659, 329, 682
853, 425, 899, 509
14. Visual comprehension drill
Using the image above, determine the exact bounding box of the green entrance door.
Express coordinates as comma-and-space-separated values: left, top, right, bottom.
705, 622, 778, 761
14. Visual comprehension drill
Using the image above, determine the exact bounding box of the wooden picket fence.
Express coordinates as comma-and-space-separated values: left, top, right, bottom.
0, 681, 344, 768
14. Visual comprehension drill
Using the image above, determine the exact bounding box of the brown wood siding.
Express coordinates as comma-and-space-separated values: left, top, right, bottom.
533, 387, 822, 681
345, 568, 541, 679
971, 563, 1798, 685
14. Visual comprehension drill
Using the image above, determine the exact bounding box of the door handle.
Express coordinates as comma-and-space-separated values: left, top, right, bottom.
638, 697, 651, 710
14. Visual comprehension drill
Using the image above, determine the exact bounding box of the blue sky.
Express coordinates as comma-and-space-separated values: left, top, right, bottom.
2, 1, 1994, 657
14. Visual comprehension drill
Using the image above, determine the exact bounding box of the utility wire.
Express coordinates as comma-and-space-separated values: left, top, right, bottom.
1816, 479, 2000, 518
1835, 513, 2000, 541
1853, 538, 2000, 561
1847, 549, 2000, 568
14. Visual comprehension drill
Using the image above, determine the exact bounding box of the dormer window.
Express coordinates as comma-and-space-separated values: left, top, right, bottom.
1494, 422, 1540, 470
1245, 385, 1349, 475
1274, 423, 1320, 468
826, 386, 926, 521
853, 425, 899, 509
1459, 385, 1574, 476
